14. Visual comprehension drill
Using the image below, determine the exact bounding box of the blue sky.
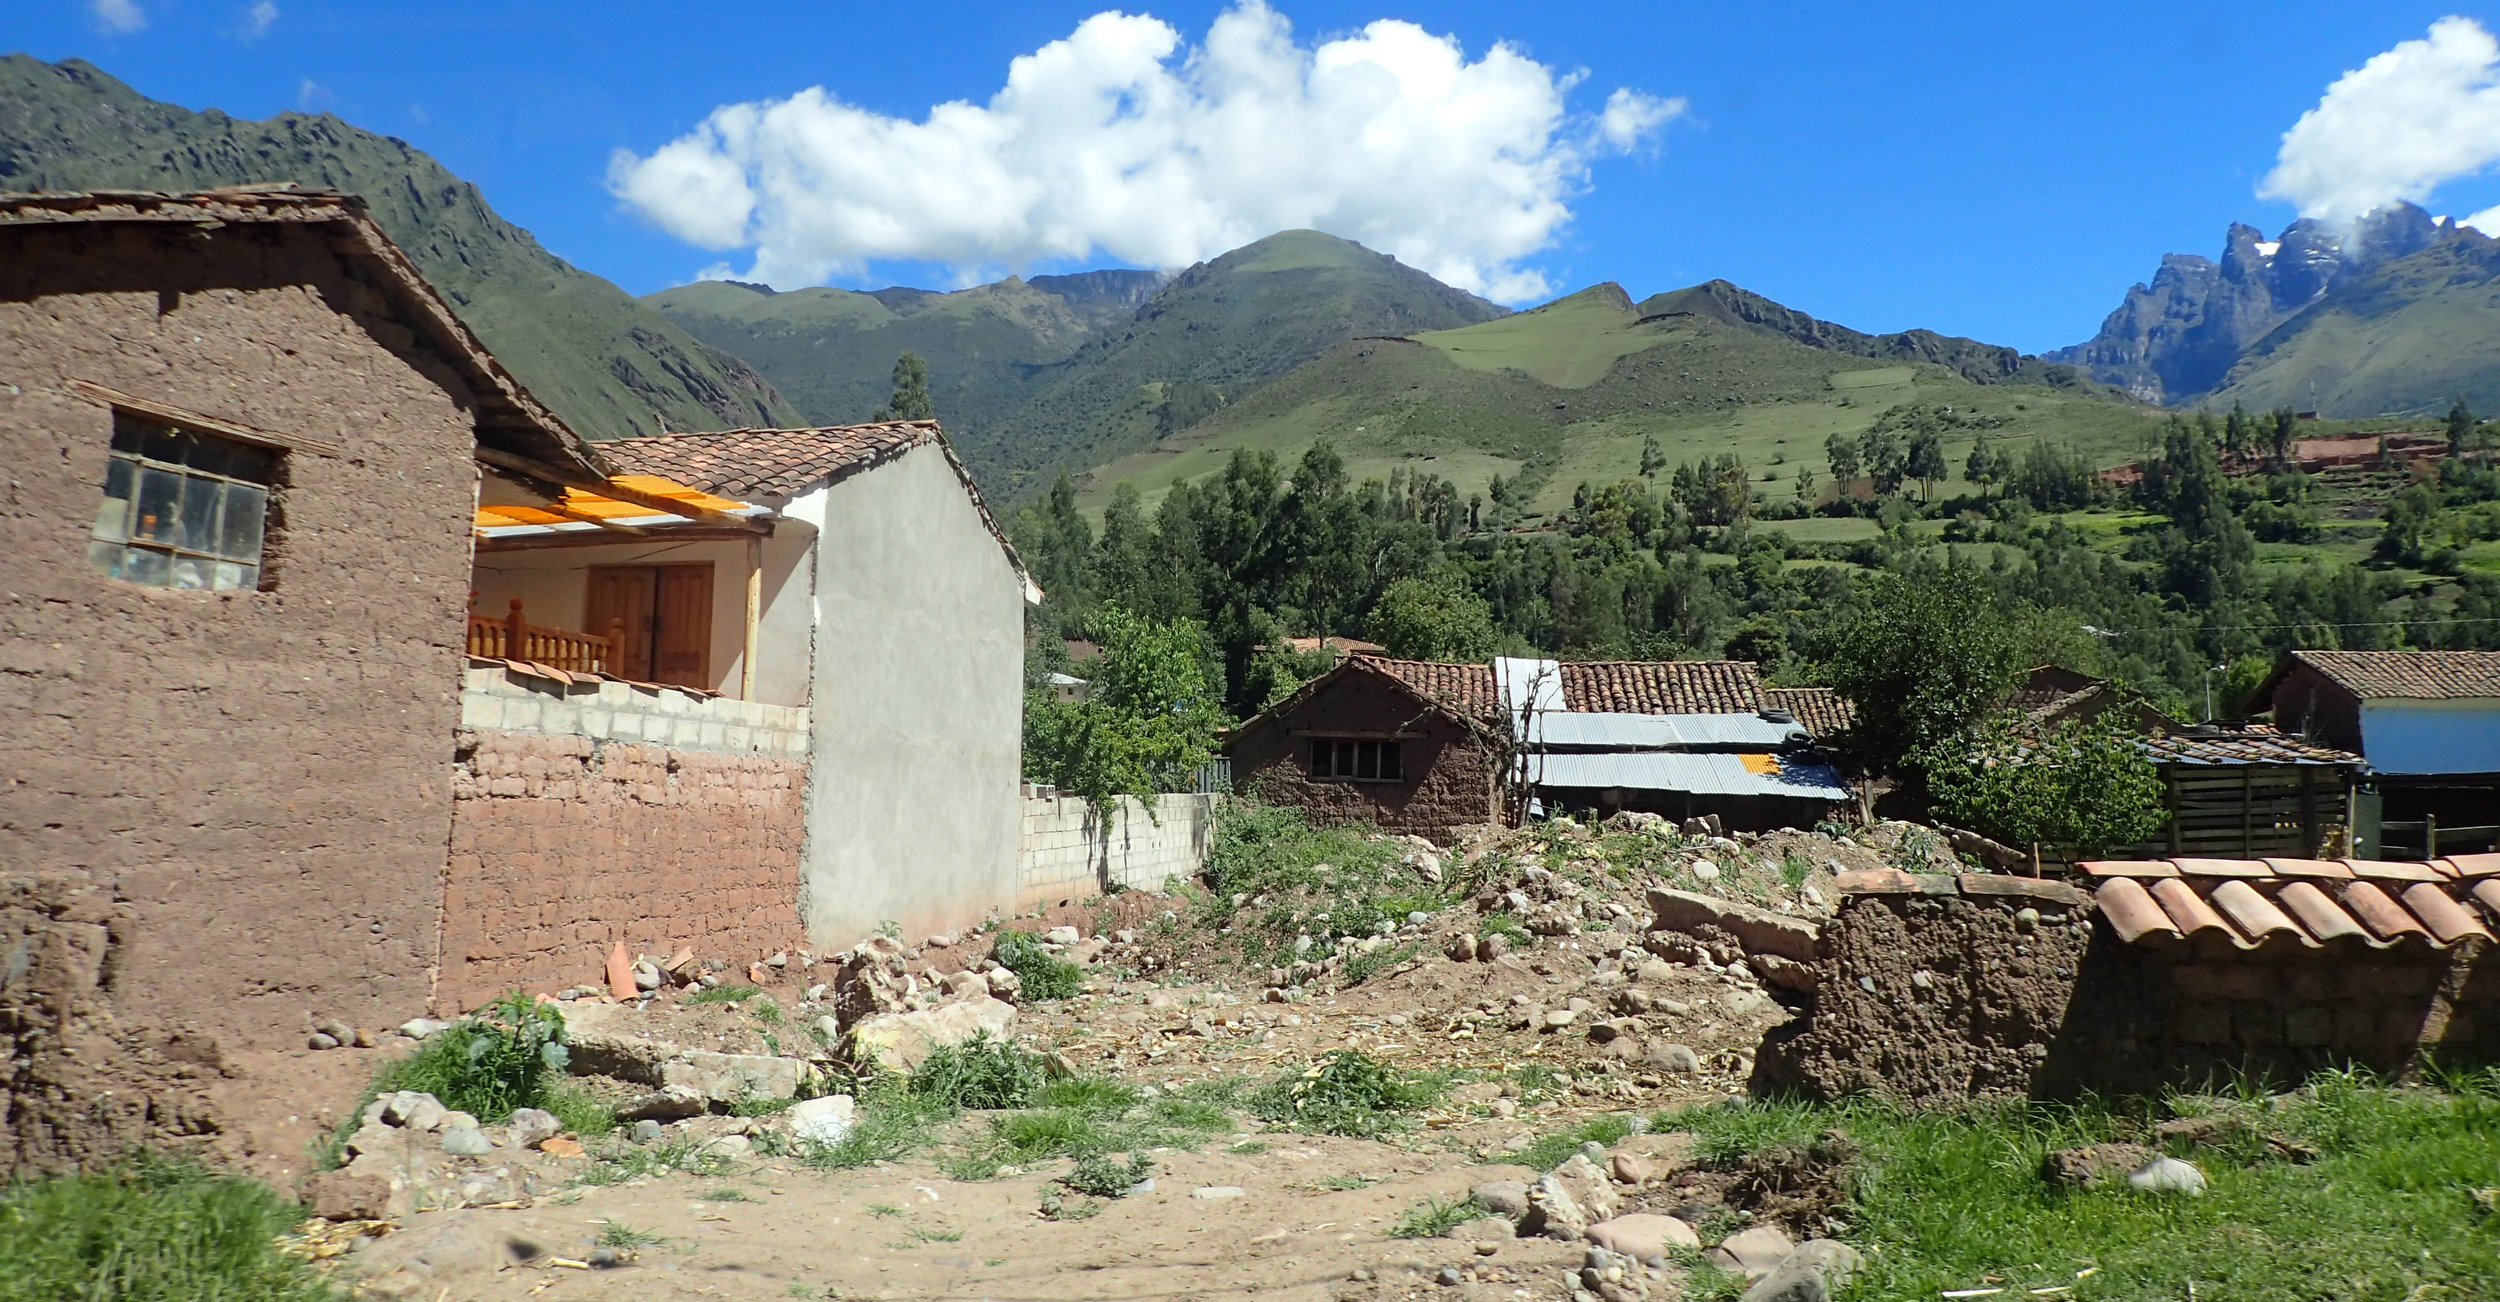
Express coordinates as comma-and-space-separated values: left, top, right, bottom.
12, 1, 2500, 352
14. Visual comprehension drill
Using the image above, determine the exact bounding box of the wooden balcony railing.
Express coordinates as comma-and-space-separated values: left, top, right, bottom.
466, 598, 622, 675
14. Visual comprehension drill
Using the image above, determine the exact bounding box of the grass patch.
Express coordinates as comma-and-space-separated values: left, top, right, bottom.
1060, 1152, 1155, 1198
577, 1132, 735, 1185
1199, 800, 1450, 968
596, 1222, 665, 1249
1513, 1114, 1637, 1172
1477, 911, 1531, 947
1339, 941, 1419, 987
1657, 1069, 2500, 1299
752, 998, 783, 1026
907, 1034, 1050, 1111
865, 1202, 902, 1217
1252, 1050, 1446, 1138
0, 1154, 336, 1302
685, 984, 761, 1005
1388, 1194, 1484, 1239
1039, 1076, 1141, 1112
1228, 1140, 1270, 1155
700, 1187, 755, 1202
991, 930, 1082, 1001
1306, 1173, 1377, 1191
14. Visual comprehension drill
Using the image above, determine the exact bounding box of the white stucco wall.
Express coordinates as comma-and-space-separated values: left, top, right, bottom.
800, 443, 1026, 947
2361, 699, 2500, 774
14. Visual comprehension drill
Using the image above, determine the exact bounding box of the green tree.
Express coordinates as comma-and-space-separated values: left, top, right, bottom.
2223, 401, 2251, 463
1824, 431, 1862, 488
1906, 428, 1949, 502
1964, 434, 2007, 500
2269, 407, 2298, 469
1368, 575, 1500, 661
875, 352, 934, 420
1820, 573, 2024, 780
1638, 435, 1665, 479
2447, 399, 2476, 458
1861, 426, 1908, 495
1921, 711, 2166, 856
1022, 606, 1228, 819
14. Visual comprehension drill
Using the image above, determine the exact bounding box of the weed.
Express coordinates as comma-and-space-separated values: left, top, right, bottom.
1060, 1152, 1154, 1198
1037, 1190, 1101, 1221
733, 1094, 798, 1117
762, 1031, 783, 1056
577, 1133, 734, 1185
327, 991, 587, 1163
1508, 1063, 1567, 1101
1306, 1174, 1377, 1191
865, 1203, 902, 1218
0, 1153, 335, 1301
1253, 1050, 1445, 1138
1388, 1195, 1483, 1238
1200, 800, 1449, 968
1778, 852, 1811, 890
543, 1085, 619, 1138
701, 1188, 756, 1203
1038, 1075, 1141, 1112
1144, 1096, 1232, 1132
992, 929, 1082, 1001
1668, 1245, 1746, 1301
596, 1222, 665, 1249
1339, 941, 1419, 987
1228, 1140, 1270, 1155
685, 984, 760, 1005
752, 998, 784, 1026
876, 919, 902, 940
909, 1034, 1049, 1111
1477, 912, 1531, 947
794, 1096, 940, 1170
988, 1108, 1112, 1163
908, 1227, 965, 1244
1515, 1115, 1637, 1172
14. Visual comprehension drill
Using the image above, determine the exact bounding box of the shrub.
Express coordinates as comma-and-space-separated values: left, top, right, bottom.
907, 1034, 1048, 1111
371, 992, 570, 1124
1059, 1152, 1154, 1198
1252, 1050, 1445, 1138
991, 930, 1082, 1001
0, 1153, 335, 1302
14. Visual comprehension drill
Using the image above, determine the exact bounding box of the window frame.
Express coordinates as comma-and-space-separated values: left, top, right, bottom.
87, 410, 281, 593
1306, 736, 1406, 784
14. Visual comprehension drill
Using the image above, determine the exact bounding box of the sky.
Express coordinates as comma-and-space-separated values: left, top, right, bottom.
13, 1, 2500, 352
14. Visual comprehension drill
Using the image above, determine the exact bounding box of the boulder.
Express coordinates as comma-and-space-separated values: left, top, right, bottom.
786, 1094, 857, 1145
1647, 888, 1820, 963
1712, 1225, 1795, 1278
848, 996, 1018, 1073
557, 1003, 681, 1086
1587, 1213, 1698, 1260
1551, 1153, 1620, 1221
1738, 1239, 1862, 1302
1645, 1042, 1702, 1073
504, 1107, 561, 1150
1518, 1174, 1589, 1241
1468, 1179, 1531, 1218
661, 1051, 809, 1104
303, 1170, 392, 1222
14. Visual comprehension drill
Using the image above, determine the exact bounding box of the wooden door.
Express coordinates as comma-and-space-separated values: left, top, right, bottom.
585, 566, 657, 680
653, 564, 713, 689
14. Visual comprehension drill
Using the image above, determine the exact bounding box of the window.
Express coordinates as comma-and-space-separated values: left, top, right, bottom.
1308, 738, 1403, 782
87, 412, 276, 592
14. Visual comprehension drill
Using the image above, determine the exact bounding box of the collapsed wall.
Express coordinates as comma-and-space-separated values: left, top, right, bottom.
1753, 862, 2500, 1102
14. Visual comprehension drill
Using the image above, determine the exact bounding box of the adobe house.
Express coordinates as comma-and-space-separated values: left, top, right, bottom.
1228, 655, 1846, 842
2254, 650, 2500, 855
0, 187, 614, 1162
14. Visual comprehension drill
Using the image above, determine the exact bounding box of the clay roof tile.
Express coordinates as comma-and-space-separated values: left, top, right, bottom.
2338, 881, 2432, 944
2286, 649, 2500, 701
2149, 877, 2240, 943
1556, 661, 1765, 714
2274, 880, 2368, 944
2209, 879, 2309, 945
2401, 882, 2495, 945
2094, 877, 2182, 944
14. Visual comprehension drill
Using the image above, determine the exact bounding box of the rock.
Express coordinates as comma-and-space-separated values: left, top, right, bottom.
306, 1032, 339, 1051
1476, 934, 1509, 961
1721, 988, 1778, 1019
399, 1018, 446, 1040
1551, 1154, 1620, 1221
615, 1085, 707, 1122
317, 1018, 355, 1045
1447, 1216, 1516, 1241
1690, 860, 1722, 882
1644, 1043, 1701, 1073
1436, 1264, 1463, 1286
1470, 1179, 1532, 1218
985, 967, 1023, 1002
1749, 953, 1817, 995
586, 1247, 626, 1268
631, 1119, 664, 1142
661, 1051, 809, 1104
439, 1126, 494, 1157
633, 960, 665, 992
1647, 888, 1820, 963
1447, 934, 1478, 962
1543, 1009, 1578, 1030
1738, 1239, 1862, 1302
351, 1027, 378, 1048
382, 1091, 449, 1131
2128, 1156, 2207, 1195
303, 1170, 392, 1221
1634, 960, 1674, 984
1045, 925, 1081, 946
848, 996, 1019, 1074
1609, 1153, 1654, 1185
539, 1136, 585, 1158
943, 970, 986, 999
815, 1015, 843, 1044
705, 1135, 752, 1161
786, 1094, 857, 1145
437, 1111, 479, 1132
504, 1107, 561, 1150
2042, 1143, 2157, 1189
1519, 1174, 1589, 1241
925, 934, 952, 949
1586, 1214, 1698, 1260
1192, 1186, 1245, 1199
1713, 1224, 1794, 1277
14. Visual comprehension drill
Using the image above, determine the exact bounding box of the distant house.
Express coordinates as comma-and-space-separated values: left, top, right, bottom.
1225, 655, 1848, 841
2254, 650, 2500, 855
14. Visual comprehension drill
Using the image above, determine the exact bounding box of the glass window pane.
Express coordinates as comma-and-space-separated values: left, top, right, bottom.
232, 563, 259, 591
1334, 741, 1355, 778
220, 482, 266, 561
224, 441, 276, 485
1382, 743, 1403, 781
1357, 741, 1379, 780
120, 546, 170, 587
109, 414, 146, 455
169, 555, 211, 590
91, 458, 134, 542
138, 424, 186, 466
182, 433, 230, 478
87, 539, 123, 578
177, 474, 222, 553
1309, 739, 1330, 776
211, 561, 247, 591
132, 468, 182, 543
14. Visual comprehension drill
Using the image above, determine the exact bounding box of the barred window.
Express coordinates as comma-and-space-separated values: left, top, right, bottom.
1308, 738, 1403, 782
87, 413, 276, 592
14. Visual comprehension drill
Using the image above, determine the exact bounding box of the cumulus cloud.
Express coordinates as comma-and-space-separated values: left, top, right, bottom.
608, 2, 1681, 301
242, 1, 279, 39
91, 0, 145, 34
2261, 16, 2500, 221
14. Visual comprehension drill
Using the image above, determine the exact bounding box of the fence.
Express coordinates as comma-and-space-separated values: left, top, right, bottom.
466, 598, 619, 675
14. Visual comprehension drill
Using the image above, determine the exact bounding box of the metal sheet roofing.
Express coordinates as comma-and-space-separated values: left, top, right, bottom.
472, 475, 768, 539
1521, 750, 1851, 800
2074, 854, 2500, 950
1527, 712, 1812, 750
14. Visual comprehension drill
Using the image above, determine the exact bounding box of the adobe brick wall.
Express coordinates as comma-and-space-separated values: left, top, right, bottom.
1230, 674, 1501, 844
0, 222, 479, 1068
1756, 887, 2494, 1102
439, 728, 807, 1011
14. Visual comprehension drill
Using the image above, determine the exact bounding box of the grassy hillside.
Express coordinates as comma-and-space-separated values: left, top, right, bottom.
2209, 228, 2500, 418
0, 55, 798, 440
1074, 276, 2163, 517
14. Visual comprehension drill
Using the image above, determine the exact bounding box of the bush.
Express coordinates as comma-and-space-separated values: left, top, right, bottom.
1252, 1050, 1445, 1138
1059, 1152, 1154, 1198
1201, 800, 1441, 966
907, 1034, 1048, 1111
991, 929, 1082, 1001
371, 992, 571, 1124
0, 1153, 335, 1302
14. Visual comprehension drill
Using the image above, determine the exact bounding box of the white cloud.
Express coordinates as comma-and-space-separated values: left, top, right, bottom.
91, 0, 145, 34
608, 2, 1680, 302
2261, 16, 2500, 221
295, 78, 333, 112
242, 1, 279, 39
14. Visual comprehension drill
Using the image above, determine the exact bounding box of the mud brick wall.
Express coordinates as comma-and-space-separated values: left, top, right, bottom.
440, 729, 807, 1010
1757, 876, 2495, 1102
1018, 791, 1216, 911
1229, 672, 1501, 845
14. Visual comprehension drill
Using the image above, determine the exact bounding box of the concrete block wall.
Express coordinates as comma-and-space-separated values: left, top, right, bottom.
1017, 791, 1217, 910
460, 664, 808, 758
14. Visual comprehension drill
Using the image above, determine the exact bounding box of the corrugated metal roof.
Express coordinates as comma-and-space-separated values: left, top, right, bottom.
1526, 712, 1811, 749
1521, 750, 1851, 800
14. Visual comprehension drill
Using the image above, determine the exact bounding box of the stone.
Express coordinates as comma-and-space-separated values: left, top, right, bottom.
317, 1018, 355, 1045
398, 1018, 445, 1040
2042, 1143, 2156, 1189
1721, 989, 1778, 1019
1749, 953, 1817, 995
1610, 1153, 1654, 1185
1635, 960, 1674, 984
1712, 1225, 1795, 1277
1447, 934, 1479, 962
1586, 1214, 1698, 1260
1645, 1043, 1701, 1073
1470, 1180, 1532, 1218
306, 1032, 339, 1051
1045, 925, 1082, 946
631, 1119, 664, 1142
661, 1051, 808, 1104
1192, 1186, 1245, 1199
1436, 1265, 1463, 1286
787, 1094, 857, 1145
539, 1136, 585, 1159
615, 1085, 707, 1122
439, 1126, 494, 1157
705, 1135, 753, 1161
505, 1107, 562, 1150
1690, 860, 1722, 882
1447, 1216, 1516, 1241
815, 1015, 843, 1044
1586, 1019, 1627, 1044
848, 997, 1019, 1073
303, 1170, 391, 1222
944, 970, 987, 999
1738, 1239, 1862, 1302
1476, 934, 1510, 961
1544, 1009, 1579, 1030
633, 960, 665, 992
383, 1091, 448, 1131
351, 1027, 377, 1048
1647, 888, 1820, 963
2127, 1156, 2207, 1195
1519, 1174, 1589, 1241
1551, 1154, 1620, 1221
437, 1111, 479, 1132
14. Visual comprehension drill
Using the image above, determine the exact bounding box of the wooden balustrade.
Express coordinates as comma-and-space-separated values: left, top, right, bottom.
466, 598, 623, 675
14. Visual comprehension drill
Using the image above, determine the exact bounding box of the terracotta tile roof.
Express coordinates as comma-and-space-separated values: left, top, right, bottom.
2283, 650, 2500, 701
599, 422, 941, 503
1766, 687, 1854, 737
1357, 658, 1502, 721
1558, 661, 1765, 714
2064, 856, 2499, 951
2137, 724, 2361, 767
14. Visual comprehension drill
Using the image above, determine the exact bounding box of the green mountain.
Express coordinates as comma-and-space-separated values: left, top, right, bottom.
2207, 226, 2500, 418
649, 228, 1506, 499
0, 55, 797, 441
1072, 276, 2155, 518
